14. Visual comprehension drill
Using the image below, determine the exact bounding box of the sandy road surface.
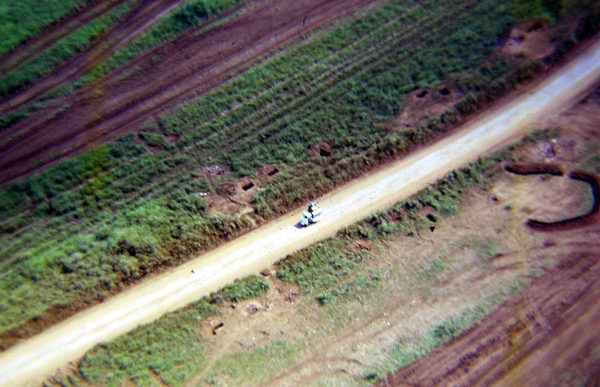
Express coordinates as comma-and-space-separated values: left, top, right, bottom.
1, 38, 600, 386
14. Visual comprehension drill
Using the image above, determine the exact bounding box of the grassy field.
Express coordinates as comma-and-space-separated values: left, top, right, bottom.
0, 0, 596, 348
0, 0, 142, 99
0, 0, 245, 131
0, 0, 90, 59
68, 129, 557, 385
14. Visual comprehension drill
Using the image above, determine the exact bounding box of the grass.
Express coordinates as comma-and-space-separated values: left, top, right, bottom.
78, 275, 269, 386
201, 339, 303, 385
0, 0, 587, 346
368, 292, 508, 381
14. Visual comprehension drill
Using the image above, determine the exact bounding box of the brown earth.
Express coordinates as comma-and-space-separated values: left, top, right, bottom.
0, 0, 382, 187
500, 20, 555, 61
375, 85, 600, 387
2, 26, 600, 387
0, 0, 189, 113
0, 0, 126, 74
377, 246, 600, 387
396, 86, 463, 129
206, 164, 280, 215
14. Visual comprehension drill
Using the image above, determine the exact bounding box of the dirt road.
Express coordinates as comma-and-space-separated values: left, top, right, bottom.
1, 37, 600, 387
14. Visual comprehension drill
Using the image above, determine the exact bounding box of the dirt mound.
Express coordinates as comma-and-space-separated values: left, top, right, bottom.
503, 161, 564, 175
501, 20, 555, 61
258, 164, 280, 179
345, 239, 373, 253
503, 162, 600, 231
397, 86, 462, 129
311, 142, 333, 158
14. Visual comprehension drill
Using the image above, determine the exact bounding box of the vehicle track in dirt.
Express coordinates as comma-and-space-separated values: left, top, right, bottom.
0, 31, 599, 387
0, 0, 187, 116
377, 243, 600, 387
0, 0, 123, 75
0, 0, 383, 188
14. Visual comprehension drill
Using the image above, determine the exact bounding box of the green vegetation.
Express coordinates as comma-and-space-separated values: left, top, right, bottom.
0, 0, 142, 99
0, 0, 244, 132
275, 140, 527, 303
0, 0, 89, 58
78, 275, 268, 385
0, 0, 579, 347
93, 0, 244, 79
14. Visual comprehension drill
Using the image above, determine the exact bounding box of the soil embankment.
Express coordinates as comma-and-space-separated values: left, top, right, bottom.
378, 246, 600, 386
503, 162, 600, 230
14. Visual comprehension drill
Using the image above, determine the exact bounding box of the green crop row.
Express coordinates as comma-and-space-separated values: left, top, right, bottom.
0, 0, 142, 99
92, 0, 245, 79
0, 0, 89, 59
0, 0, 245, 133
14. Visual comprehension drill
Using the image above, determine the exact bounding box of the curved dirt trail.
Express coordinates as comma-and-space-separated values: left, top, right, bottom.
1, 38, 600, 387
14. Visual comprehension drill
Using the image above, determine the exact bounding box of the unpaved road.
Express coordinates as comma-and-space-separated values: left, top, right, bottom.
1, 38, 600, 386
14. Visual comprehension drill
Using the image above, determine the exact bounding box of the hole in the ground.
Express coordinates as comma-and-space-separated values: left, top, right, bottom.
439, 87, 451, 96
212, 322, 224, 335
528, 21, 543, 32
267, 167, 279, 176
319, 148, 331, 157
416, 90, 428, 98
430, 226, 435, 232
242, 182, 254, 191
427, 213, 437, 222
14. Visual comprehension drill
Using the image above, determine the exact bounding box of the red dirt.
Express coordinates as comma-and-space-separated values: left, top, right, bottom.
501, 20, 555, 61
0, 0, 187, 115
0, 0, 124, 74
0, 0, 380, 188
378, 237, 600, 387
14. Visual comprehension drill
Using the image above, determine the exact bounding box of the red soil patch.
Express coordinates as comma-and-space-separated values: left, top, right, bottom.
500, 20, 555, 61
345, 239, 373, 253
257, 164, 280, 179
397, 86, 462, 129
378, 243, 600, 386
311, 142, 333, 158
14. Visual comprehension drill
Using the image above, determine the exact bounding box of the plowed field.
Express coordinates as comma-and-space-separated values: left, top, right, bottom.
0, 0, 380, 187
